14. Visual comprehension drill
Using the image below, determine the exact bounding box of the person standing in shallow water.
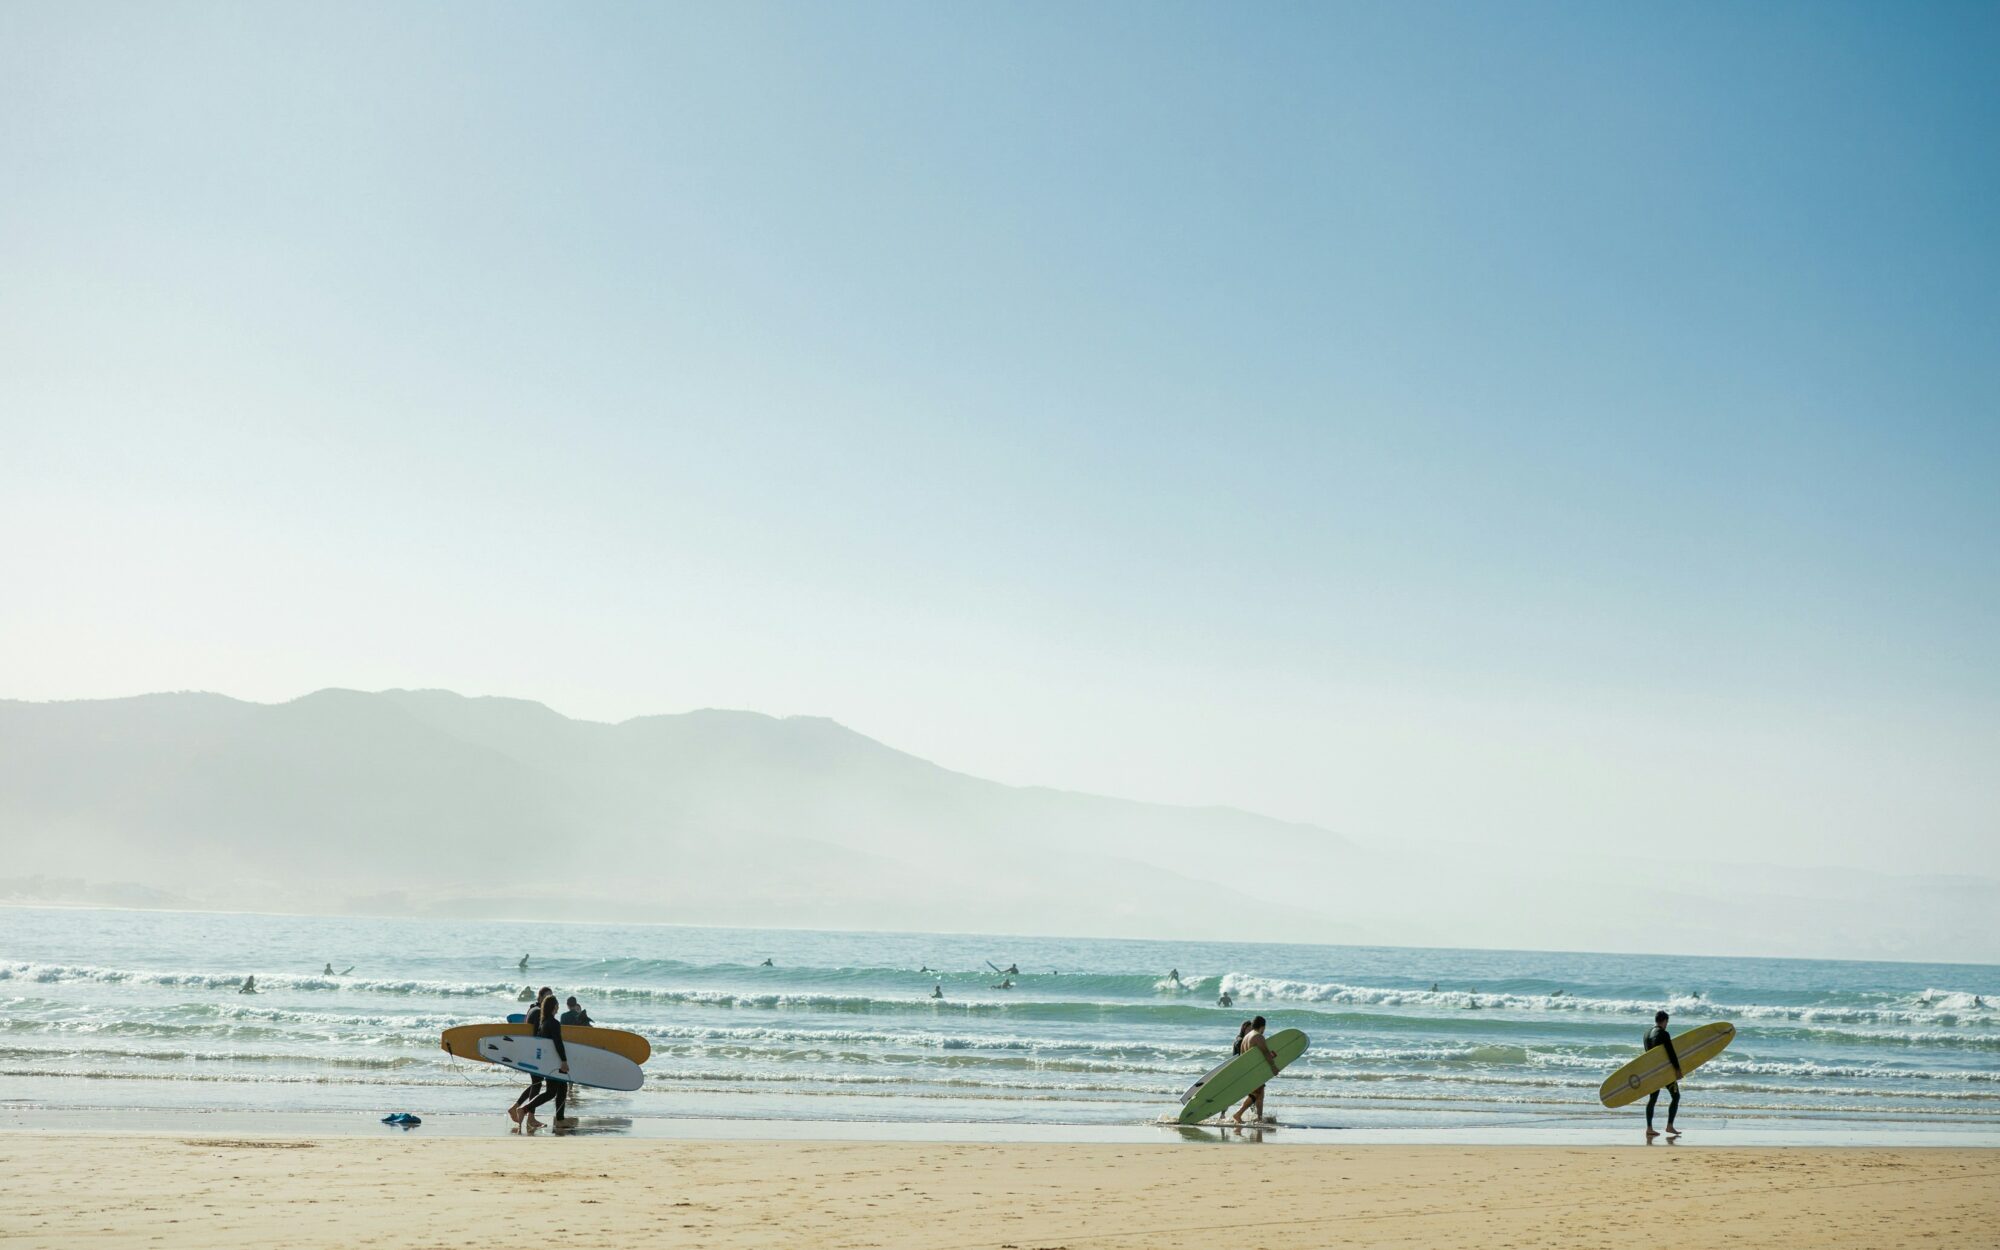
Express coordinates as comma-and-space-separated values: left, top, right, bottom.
1233, 1016, 1279, 1124
1644, 1009, 1683, 1139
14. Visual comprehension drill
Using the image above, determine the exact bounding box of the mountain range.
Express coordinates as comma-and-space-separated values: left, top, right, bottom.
3, 688, 1994, 960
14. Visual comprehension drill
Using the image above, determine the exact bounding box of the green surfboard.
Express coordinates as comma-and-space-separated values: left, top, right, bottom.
1177, 1029, 1309, 1124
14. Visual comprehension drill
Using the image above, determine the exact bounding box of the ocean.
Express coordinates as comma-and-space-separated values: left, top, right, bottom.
3, 906, 1996, 1140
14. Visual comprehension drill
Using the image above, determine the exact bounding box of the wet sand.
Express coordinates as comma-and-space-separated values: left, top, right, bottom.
2, 1134, 1995, 1249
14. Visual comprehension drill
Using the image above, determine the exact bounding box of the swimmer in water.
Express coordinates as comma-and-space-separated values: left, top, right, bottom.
931, 984, 944, 999
238, 975, 257, 995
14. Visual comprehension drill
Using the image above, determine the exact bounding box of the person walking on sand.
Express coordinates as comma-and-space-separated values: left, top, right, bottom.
508, 1002, 550, 1125
1644, 1009, 1683, 1139
1232, 1016, 1280, 1124
512, 999, 572, 1126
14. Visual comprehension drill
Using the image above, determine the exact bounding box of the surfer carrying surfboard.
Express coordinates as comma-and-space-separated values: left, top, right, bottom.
1644, 1010, 1683, 1138
1232, 1016, 1280, 1124
509, 993, 571, 1127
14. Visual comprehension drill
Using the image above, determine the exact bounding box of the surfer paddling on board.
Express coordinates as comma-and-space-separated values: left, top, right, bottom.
1232, 1016, 1280, 1124
1644, 1010, 1683, 1139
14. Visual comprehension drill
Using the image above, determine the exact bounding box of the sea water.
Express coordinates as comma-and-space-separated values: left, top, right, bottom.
2, 906, 1995, 1137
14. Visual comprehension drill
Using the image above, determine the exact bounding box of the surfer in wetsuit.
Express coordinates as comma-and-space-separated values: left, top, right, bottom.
515, 996, 572, 1125
1218, 990, 1233, 1008
1645, 1009, 1682, 1139
560, 996, 592, 1027
239, 976, 257, 995
931, 984, 944, 999
1233, 1016, 1279, 1124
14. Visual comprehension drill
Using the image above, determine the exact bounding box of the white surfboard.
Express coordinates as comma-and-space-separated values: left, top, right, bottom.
479, 1034, 644, 1091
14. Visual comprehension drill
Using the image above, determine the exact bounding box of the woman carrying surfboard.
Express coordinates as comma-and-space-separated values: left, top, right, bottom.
1645, 1010, 1683, 1139
1232, 1016, 1280, 1124
509, 994, 571, 1126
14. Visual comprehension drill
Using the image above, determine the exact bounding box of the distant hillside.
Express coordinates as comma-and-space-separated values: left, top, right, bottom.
0, 689, 1355, 938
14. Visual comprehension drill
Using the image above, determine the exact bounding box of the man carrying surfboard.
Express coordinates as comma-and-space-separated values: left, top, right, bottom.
1232, 1016, 1280, 1124
1645, 1010, 1683, 1139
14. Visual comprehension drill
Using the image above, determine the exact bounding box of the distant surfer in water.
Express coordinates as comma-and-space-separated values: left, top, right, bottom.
931, 984, 944, 999
517, 985, 536, 1002
761, 958, 774, 967
1218, 991, 1233, 1008
238, 976, 257, 995
1644, 1009, 1683, 1139
1168, 968, 1183, 987
519, 954, 530, 973
1232, 1016, 1279, 1124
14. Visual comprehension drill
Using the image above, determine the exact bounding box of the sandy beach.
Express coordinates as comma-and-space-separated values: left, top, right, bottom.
3, 1135, 1995, 1249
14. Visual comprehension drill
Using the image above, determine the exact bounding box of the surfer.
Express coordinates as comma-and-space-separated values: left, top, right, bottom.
1644, 1010, 1683, 1139
1168, 968, 1182, 987
517, 985, 536, 1002
1218, 991, 1234, 1008
992, 978, 1014, 990
1232, 1016, 1279, 1124
238, 975, 257, 995
519, 954, 530, 973
761, 958, 774, 967
931, 984, 944, 999
560, 996, 593, 1027
514, 998, 572, 1126
323, 963, 334, 976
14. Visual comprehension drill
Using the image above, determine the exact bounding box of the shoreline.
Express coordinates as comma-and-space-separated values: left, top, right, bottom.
5, 1105, 1999, 1148
4, 1134, 1996, 1249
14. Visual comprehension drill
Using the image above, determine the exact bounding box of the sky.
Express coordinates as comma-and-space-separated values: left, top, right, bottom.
2, 2, 1996, 884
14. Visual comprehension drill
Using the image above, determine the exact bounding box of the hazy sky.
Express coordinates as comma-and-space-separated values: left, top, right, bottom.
3, 4, 1995, 879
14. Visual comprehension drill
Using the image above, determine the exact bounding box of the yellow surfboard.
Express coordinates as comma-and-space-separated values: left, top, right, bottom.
441, 1022, 651, 1066
1599, 1021, 1734, 1108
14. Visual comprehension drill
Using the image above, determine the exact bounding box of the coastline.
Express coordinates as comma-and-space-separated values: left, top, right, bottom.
7, 1105, 2000, 1148
4, 1133, 1995, 1250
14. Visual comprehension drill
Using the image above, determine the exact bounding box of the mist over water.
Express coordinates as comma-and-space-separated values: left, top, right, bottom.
2, 907, 1996, 1134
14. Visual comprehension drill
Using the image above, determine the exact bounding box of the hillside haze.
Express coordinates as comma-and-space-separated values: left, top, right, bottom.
4, 689, 1995, 960
0, 689, 1351, 938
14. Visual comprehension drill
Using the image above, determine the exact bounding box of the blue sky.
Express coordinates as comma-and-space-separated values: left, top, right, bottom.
2, 3, 1995, 877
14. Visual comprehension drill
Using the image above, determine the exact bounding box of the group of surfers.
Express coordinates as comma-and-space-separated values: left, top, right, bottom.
1212, 1007, 1691, 1135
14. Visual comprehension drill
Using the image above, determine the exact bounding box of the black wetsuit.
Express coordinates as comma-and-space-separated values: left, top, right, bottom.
522, 1015, 570, 1118
1644, 1024, 1681, 1130
560, 1009, 592, 1027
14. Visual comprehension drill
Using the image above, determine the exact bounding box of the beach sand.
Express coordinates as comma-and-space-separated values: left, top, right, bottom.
3, 1134, 1995, 1249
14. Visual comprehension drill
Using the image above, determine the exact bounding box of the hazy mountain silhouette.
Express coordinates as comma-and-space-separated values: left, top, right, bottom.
4, 689, 1993, 958
0, 689, 1353, 937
